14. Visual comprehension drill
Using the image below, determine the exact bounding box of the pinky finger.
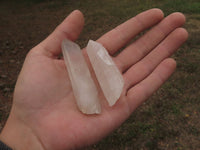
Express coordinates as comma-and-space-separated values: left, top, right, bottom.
126, 58, 176, 112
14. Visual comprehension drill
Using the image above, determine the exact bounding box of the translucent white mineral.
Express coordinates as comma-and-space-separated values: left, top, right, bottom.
62, 39, 101, 114
86, 40, 124, 106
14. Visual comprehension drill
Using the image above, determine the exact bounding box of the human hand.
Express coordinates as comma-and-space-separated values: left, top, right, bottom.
0, 9, 187, 150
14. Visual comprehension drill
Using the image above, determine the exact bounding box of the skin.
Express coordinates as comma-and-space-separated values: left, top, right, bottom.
0, 9, 188, 150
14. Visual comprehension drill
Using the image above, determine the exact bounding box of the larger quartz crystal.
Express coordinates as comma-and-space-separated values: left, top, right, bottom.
62, 39, 101, 114
86, 40, 124, 106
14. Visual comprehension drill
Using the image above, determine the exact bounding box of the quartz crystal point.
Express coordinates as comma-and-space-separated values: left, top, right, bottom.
62, 39, 101, 114
86, 40, 124, 106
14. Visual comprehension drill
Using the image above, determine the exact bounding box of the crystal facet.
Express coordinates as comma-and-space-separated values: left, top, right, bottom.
62, 39, 101, 114
86, 40, 124, 106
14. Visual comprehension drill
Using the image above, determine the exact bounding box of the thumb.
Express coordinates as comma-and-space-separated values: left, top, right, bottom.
39, 10, 84, 56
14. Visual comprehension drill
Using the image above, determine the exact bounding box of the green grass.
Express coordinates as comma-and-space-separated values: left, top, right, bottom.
162, 0, 200, 14
6, 0, 200, 14
0, 0, 200, 149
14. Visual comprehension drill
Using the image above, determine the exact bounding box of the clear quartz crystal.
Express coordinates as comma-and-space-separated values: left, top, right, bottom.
62, 39, 101, 114
86, 40, 124, 106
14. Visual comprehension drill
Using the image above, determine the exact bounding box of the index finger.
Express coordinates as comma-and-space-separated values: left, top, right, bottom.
97, 8, 164, 55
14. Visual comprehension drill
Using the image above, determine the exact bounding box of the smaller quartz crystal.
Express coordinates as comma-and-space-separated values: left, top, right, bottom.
86, 40, 124, 106
62, 39, 101, 114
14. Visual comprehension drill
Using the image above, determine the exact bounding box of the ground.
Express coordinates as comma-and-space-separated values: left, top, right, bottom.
0, 0, 200, 149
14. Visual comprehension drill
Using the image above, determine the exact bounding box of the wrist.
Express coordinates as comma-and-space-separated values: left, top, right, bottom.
0, 111, 44, 150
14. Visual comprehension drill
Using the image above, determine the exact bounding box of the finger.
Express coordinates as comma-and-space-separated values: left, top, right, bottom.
116, 12, 186, 72
39, 10, 84, 56
124, 28, 188, 90
126, 58, 176, 112
97, 8, 164, 55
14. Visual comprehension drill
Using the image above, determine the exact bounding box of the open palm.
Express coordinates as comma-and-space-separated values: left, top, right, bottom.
1, 9, 187, 150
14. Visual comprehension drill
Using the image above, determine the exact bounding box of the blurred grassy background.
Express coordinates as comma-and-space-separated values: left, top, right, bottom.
0, 0, 200, 149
